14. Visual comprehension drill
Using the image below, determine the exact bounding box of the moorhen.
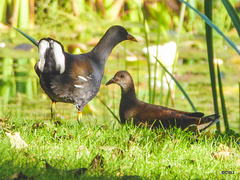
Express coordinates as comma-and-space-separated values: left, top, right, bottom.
35, 26, 137, 121
106, 70, 220, 131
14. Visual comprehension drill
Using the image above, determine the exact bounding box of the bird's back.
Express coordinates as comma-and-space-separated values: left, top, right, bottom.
121, 99, 204, 129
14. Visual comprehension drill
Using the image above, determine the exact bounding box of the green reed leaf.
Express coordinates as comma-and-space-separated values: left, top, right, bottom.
217, 64, 230, 131
222, 0, 240, 37
155, 57, 197, 112
9, 24, 38, 47
179, 0, 240, 55
204, 0, 220, 131
96, 96, 121, 125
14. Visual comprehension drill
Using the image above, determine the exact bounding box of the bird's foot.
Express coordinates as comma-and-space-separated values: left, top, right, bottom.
77, 111, 82, 125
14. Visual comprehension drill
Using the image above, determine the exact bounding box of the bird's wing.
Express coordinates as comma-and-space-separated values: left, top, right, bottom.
164, 108, 204, 117
133, 102, 201, 128
68, 54, 94, 79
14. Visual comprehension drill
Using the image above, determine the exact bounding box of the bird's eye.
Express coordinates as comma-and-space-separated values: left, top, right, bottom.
120, 74, 124, 78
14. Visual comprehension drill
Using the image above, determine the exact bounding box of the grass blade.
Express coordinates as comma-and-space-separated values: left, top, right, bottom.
155, 57, 197, 112
96, 96, 121, 125
204, 0, 220, 131
217, 64, 229, 131
179, 0, 240, 55
221, 0, 240, 37
143, 18, 152, 103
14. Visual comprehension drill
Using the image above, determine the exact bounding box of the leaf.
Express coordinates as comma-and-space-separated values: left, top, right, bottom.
76, 145, 90, 159
221, 0, 240, 37
98, 146, 124, 159
96, 95, 121, 124
9, 24, 38, 47
179, 0, 240, 55
111, 147, 124, 159
217, 64, 230, 131
5, 131, 28, 150
211, 143, 232, 159
89, 153, 105, 170
204, 0, 220, 132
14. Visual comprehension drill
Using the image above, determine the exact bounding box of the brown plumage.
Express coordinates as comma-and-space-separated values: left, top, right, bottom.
106, 70, 220, 131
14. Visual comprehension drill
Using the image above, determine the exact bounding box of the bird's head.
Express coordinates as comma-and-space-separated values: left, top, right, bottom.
105, 26, 137, 43
106, 70, 135, 93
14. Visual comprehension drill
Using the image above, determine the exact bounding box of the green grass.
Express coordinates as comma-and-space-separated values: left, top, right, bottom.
0, 114, 240, 179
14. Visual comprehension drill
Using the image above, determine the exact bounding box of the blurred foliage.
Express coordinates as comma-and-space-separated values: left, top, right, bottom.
0, 0, 239, 39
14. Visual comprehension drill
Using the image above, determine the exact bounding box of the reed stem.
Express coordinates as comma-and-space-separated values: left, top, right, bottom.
204, 0, 220, 131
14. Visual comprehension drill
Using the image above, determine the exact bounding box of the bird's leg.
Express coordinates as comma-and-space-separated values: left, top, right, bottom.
77, 111, 82, 124
51, 101, 56, 120
197, 118, 202, 125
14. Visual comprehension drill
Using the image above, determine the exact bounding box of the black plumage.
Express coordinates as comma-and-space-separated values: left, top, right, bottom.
106, 70, 220, 131
35, 26, 137, 120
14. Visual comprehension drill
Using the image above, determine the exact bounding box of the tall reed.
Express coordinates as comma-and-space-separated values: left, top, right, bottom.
179, 0, 240, 132
217, 64, 229, 131
155, 57, 197, 112
143, 16, 152, 103
204, 0, 220, 131
222, 0, 240, 37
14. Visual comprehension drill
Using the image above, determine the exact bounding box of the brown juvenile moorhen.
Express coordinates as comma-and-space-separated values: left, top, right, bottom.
35, 26, 136, 120
106, 70, 220, 131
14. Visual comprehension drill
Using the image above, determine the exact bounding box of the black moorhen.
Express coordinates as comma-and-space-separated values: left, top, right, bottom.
106, 70, 220, 131
35, 26, 137, 121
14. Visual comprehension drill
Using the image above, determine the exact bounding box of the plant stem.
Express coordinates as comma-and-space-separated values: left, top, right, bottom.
204, 0, 220, 131
217, 64, 229, 131
143, 16, 152, 103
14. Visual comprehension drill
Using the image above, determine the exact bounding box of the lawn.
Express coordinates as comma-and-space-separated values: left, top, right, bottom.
0, 114, 239, 179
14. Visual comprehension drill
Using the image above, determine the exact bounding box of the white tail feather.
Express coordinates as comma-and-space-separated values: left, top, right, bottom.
51, 41, 65, 74
38, 40, 49, 72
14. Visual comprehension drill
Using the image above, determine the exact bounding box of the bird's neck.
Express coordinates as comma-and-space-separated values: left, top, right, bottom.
91, 34, 120, 68
121, 85, 137, 105
119, 85, 137, 124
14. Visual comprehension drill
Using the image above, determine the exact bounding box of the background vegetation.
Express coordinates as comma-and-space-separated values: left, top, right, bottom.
0, 0, 240, 179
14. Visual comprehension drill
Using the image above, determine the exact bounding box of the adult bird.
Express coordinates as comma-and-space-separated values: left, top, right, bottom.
35, 26, 137, 121
106, 70, 220, 131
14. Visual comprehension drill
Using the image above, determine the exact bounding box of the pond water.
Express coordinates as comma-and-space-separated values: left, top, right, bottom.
0, 36, 239, 132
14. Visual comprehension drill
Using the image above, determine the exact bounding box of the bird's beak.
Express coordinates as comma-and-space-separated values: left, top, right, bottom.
127, 34, 137, 42
106, 78, 116, 85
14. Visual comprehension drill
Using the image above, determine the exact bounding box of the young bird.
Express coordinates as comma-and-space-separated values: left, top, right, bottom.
106, 70, 220, 131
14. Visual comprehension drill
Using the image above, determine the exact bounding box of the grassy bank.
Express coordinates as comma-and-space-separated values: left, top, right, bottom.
0, 115, 239, 179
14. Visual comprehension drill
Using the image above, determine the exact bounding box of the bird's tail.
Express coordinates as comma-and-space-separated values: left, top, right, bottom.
37, 38, 65, 74
197, 114, 220, 131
